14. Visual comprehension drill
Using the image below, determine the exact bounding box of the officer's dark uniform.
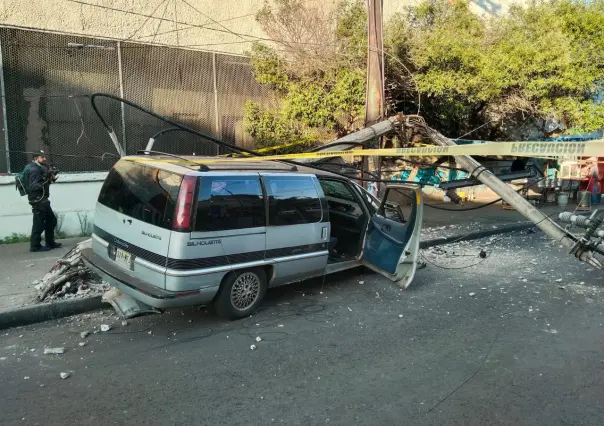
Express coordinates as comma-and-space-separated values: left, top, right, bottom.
26, 159, 61, 252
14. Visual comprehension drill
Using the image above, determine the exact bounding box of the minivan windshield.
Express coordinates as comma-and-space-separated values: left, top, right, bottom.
98, 160, 183, 229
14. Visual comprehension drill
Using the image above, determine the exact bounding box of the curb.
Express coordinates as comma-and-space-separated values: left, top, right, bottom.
0, 296, 106, 331
419, 222, 534, 249
0, 221, 540, 330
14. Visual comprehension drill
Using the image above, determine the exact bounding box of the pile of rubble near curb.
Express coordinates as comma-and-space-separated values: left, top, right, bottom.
34, 239, 109, 302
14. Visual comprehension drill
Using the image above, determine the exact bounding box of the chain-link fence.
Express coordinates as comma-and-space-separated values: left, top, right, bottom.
0, 28, 269, 174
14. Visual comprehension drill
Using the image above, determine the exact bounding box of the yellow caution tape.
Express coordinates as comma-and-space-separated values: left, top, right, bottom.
219, 140, 310, 156
127, 140, 604, 165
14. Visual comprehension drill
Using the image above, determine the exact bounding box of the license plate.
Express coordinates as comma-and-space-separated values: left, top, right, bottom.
115, 248, 134, 270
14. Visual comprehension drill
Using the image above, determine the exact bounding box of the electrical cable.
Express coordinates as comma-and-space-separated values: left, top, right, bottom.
90, 93, 259, 156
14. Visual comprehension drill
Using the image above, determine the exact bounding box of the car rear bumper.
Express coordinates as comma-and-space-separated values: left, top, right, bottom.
81, 248, 219, 309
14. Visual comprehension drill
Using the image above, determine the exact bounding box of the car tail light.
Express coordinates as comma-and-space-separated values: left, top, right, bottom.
173, 175, 197, 231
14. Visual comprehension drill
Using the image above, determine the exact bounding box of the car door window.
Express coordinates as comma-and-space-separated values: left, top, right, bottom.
264, 177, 322, 226
195, 177, 265, 231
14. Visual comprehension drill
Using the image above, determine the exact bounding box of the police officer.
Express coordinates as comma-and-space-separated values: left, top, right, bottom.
26, 151, 62, 252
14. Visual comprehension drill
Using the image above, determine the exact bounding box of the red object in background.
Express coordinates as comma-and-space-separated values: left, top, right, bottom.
580, 157, 603, 193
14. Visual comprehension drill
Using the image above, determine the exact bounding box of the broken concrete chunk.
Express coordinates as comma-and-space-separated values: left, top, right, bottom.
469, 292, 476, 297
100, 324, 111, 332
59, 372, 70, 379
80, 331, 90, 339
255, 336, 262, 343
250, 344, 257, 350
555, 278, 563, 283
78, 342, 87, 347
44, 347, 65, 355
121, 320, 129, 327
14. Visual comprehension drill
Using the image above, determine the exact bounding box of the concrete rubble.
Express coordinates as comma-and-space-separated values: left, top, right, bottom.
43, 347, 65, 355
34, 239, 109, 302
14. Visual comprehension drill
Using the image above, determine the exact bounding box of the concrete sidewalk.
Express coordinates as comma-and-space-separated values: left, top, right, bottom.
0, 237, 87, 313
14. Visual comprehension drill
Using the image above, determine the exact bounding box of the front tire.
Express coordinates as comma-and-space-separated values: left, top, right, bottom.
213, 269, 267, 320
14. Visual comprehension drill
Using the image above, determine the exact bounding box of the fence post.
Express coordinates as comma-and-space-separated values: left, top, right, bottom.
117, 41, 127, 153
0, 36, 11, 173
212, 52, 220, 155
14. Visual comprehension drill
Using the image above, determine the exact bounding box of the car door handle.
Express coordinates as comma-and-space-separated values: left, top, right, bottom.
381, 225, 392, 232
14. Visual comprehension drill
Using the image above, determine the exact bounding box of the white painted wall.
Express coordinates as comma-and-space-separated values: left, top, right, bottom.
0, 172, 106, 240
0, 0, 520, 56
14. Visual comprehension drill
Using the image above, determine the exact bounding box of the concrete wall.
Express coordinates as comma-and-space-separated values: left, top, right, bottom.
0, 0, 519, 56
0, 172, 106, 240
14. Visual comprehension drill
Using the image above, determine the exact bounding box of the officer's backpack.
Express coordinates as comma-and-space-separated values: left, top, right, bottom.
15, 166, 29, 196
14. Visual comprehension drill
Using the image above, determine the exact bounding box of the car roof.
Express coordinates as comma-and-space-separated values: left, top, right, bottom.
123, 155, 344, 179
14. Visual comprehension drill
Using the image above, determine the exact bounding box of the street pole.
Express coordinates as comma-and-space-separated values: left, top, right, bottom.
426, 126, 603, 269
364, 0, 385, 193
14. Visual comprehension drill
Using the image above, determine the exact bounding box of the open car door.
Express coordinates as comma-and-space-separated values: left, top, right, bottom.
361, 184, 423, 288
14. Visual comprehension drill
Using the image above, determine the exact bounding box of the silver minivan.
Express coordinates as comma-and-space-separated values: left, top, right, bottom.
82, 155, 423, 319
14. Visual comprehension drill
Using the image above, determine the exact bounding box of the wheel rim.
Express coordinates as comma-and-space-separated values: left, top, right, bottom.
230, 272, 261, 311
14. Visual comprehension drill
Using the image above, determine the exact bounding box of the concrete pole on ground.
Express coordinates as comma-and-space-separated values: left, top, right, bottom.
425, 126, 603, 269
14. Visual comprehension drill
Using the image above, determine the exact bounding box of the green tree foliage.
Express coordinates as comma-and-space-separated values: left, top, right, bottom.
244, 0, 367, 149
247, 0, 604, 146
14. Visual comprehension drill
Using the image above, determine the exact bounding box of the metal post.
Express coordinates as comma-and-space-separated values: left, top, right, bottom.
117, 41, 127, 153
212, 52, 220, 156
0, 37, 11, 173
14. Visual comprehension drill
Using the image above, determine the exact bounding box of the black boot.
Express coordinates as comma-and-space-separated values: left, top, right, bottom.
30, 246, 51, 252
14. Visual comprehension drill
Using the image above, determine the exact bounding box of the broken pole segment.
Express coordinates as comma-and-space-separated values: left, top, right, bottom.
424, 127, 602, 270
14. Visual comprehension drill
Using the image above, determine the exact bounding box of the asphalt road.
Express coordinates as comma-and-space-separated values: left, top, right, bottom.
1, 231, 603, 426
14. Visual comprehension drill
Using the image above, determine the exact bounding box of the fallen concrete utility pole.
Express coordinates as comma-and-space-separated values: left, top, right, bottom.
424, 126, 603, 270
299, 116, 399, 158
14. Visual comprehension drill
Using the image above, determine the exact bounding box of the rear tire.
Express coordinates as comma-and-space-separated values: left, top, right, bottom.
213, 268, 267, 320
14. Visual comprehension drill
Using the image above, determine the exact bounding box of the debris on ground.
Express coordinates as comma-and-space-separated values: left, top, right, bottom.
250, 344, 257, 350
469, 292, 476, 297
100, 324, 111, 332
80, 331, 90, 339
43, 347, 65, 355
78, 342, 86, 347
59, 372, 70, 379
102, 287, 161, 319
121, 320, 129, 327
255, 336, 262, 343
34, 239, 109, 302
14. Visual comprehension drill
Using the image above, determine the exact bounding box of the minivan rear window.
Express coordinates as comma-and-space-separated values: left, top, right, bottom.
98, 160, 183, 230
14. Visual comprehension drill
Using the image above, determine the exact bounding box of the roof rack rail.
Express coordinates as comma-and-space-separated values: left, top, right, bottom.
136, 150, 210, 172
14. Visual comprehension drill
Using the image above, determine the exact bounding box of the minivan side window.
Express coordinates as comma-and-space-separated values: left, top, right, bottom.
98, 160, 182, 229
264, 176, 322, 226
194, 177, 265, 232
